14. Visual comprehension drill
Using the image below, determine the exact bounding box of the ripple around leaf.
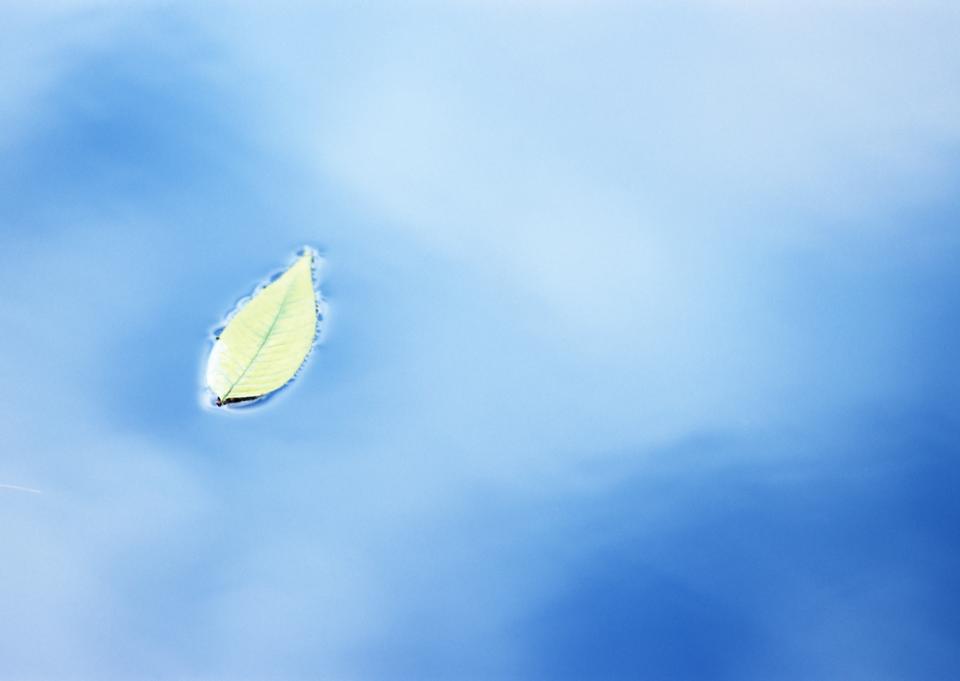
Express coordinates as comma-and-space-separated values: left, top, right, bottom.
205, 249, 319, 406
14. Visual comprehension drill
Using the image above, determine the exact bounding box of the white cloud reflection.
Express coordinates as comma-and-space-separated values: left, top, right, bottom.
1, 1, 958, 679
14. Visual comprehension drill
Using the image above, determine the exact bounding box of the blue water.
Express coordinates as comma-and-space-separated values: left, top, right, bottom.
1, 4, 959, 680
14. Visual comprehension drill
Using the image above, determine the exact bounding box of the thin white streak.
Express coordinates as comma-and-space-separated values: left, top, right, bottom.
0, 483, 42, 494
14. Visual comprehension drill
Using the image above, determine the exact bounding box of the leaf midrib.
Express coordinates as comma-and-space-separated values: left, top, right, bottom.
221, 275, 297, 401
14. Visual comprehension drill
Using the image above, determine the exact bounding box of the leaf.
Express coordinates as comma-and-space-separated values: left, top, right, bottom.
205, 250, 319, 406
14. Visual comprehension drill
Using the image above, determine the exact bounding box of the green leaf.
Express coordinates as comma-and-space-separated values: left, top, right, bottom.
206, 250, 319, 406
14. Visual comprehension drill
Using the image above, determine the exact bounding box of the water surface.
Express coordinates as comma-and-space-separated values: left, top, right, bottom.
1, 3, 959, 679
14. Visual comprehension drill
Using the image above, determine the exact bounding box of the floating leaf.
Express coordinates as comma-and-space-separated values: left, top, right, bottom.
205, 249, 319, 406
